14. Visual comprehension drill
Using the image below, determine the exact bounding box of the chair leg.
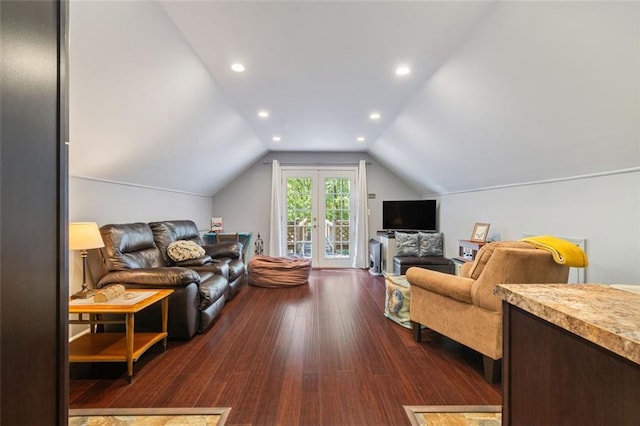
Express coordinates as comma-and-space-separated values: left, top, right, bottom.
482, 356, 501, 384
412, 321, 422, 341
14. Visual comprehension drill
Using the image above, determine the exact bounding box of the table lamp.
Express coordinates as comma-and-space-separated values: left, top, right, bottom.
69, 222, 104, 299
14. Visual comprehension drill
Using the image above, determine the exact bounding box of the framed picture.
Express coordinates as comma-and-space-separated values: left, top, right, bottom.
210, 217, 223, 233
470, 223, 490, 242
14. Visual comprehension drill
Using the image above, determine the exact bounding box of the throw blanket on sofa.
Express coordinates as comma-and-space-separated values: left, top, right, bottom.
520, 235, 588, 267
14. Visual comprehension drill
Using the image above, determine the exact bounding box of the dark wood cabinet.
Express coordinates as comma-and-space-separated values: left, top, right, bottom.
1, 0, 68, 424
503, 304, 640, 425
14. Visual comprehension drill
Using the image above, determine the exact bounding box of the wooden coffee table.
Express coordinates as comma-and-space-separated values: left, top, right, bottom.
69, 289, 173, 383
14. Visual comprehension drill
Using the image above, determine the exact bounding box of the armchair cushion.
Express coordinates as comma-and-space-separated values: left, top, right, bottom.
459, 261, 473, 278
468, 241, 532, 279
406, 267, 474, 304
97, 267, 201, 287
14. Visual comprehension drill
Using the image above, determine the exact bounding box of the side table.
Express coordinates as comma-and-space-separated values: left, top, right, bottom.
69, 289, 173, 383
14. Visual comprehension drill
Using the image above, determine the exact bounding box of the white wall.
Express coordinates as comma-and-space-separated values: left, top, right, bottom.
69, 176, 213, 228
210, 151, 422, 254
439, 170, 640, 285
68, 176, 213, 338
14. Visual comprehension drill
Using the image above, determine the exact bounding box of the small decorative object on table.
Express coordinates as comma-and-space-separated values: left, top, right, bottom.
210, 217, 223, 233
93, 284, 125, 302
254, 233, 264, 255
470, 223, 490, 242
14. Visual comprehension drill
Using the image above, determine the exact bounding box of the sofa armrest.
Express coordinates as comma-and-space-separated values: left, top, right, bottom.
203, 242, 242, 260
406, 266, 474, 304
97, 267, 201, 288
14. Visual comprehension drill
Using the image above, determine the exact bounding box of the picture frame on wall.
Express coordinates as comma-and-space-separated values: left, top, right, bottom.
470, 223, 490, 242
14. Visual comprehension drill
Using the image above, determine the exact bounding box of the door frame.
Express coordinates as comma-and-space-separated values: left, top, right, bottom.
281, 166, 356, 268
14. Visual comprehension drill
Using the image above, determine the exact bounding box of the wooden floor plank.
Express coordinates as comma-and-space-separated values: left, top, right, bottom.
70, 269, 501, 425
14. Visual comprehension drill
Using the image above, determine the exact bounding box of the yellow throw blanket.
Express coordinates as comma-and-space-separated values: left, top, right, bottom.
520, 235, 589, 267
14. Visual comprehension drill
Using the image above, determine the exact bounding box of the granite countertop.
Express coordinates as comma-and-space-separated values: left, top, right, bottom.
494, 284, 640, 365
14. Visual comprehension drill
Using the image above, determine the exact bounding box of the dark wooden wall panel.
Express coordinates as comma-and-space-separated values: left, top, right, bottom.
503, 305, 640, 425
0, 0, 68, 424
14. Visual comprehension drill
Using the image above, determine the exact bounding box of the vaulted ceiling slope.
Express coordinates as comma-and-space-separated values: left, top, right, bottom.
69, 1, 639, 196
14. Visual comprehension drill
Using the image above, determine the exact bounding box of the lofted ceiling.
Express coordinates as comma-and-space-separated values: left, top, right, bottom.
69, 1, 639, 196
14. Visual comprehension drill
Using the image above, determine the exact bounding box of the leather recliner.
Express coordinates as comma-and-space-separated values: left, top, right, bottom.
87, 222, 229, 339
149, 220, 247, 299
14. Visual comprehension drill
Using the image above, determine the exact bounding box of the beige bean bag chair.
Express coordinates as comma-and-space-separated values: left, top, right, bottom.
249, 256, 311, 288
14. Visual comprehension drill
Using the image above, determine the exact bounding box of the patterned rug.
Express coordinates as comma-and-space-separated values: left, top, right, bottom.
404, 405, 501, 426
69, 407, 230, 425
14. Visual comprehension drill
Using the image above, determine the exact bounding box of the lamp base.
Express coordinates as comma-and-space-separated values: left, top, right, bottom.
71, 288, 97, 299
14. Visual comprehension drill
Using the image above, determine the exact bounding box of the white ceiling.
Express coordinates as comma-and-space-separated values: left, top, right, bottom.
160, 0, 491, 152
69, 1, 639, 196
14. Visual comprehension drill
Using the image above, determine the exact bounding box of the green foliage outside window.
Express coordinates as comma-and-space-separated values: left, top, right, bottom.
286, 177, 350, 223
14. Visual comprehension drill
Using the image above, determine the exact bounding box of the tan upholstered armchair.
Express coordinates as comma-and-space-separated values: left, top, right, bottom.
406, 241, 570, 383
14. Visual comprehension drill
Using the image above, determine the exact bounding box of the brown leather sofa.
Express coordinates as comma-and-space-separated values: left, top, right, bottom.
88, 222, 236, 339
149, 220, 246, 299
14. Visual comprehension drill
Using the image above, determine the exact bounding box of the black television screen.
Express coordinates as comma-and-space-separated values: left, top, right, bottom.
382, 199, 437, 231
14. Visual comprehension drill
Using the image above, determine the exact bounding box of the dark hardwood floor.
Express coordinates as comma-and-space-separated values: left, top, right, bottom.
69, 269, 501, 425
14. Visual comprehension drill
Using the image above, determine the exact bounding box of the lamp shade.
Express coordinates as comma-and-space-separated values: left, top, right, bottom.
69, 222, 104, 250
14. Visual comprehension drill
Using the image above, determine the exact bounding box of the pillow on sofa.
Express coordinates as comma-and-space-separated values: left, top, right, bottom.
395, 232, 419, 256
167, 240, 206, 262
418, 232, 443, 257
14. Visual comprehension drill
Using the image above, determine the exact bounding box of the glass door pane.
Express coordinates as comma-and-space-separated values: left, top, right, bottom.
323, 176, 351, 259
285, 175, 313, 258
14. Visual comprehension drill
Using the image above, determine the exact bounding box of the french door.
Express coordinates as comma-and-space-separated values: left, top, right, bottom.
282, 168, 356, 268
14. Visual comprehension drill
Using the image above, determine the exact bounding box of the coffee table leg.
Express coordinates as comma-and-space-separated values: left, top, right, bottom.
126, 313, 134, 383
161, 297, 169, 351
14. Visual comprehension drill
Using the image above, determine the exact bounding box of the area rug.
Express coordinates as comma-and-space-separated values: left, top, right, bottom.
69, 407, 230, 425
404, 405, 501, 426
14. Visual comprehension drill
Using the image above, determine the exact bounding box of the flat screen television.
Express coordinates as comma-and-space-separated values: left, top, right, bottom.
382, 199, 437, 232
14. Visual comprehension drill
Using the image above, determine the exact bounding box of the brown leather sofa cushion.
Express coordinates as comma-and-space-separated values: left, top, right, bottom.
197, 273, 228, 310
100, 223, 164, 270
149, 220, 205, 266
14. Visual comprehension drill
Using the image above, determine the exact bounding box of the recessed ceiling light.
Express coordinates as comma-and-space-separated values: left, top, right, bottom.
272, 136, 281, 142
231, 63, 245, 72
356, 136, 365, 142
395, 65, 411, 76
258, 110, 269, 118
369, 112, 381, 120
